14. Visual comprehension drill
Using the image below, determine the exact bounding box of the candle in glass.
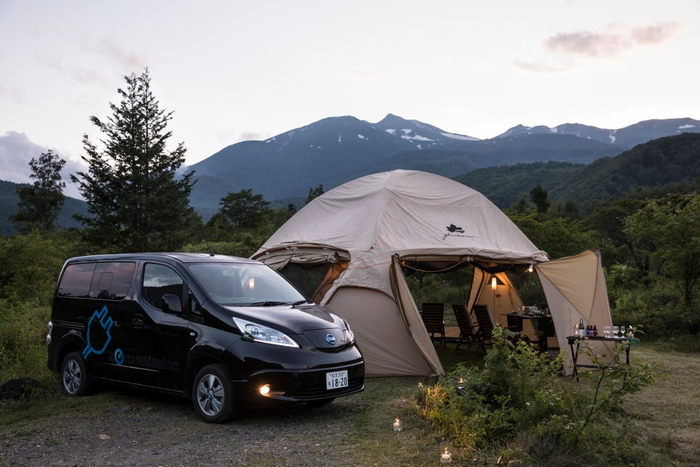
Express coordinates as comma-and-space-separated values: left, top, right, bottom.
441, 447, 452, 463
393, 417, 402, 432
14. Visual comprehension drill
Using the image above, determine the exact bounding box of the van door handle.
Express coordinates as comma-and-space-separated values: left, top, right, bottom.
133, 314, 144, 325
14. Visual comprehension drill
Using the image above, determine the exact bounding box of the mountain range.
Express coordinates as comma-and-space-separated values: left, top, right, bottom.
187, 114, 700, 217
1, 115, 699, 235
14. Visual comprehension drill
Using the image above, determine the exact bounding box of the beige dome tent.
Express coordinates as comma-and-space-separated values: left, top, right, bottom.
253, 170, 613, 376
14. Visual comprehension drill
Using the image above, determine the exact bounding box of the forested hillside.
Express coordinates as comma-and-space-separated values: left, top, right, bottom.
0, 180, 87, 235
455, 133, 700, 209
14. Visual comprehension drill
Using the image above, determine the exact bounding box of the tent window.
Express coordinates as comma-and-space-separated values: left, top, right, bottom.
399, 263, 475, 310
279, 262, 347, 303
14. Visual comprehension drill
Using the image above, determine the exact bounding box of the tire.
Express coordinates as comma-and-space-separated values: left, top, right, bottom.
60, 351, 94, 397
192, 364, 238, 423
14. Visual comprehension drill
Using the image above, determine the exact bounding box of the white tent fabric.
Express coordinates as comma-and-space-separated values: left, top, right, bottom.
536, 250, 615, 374
253, 170, 549, 377
469, 269, 525, 328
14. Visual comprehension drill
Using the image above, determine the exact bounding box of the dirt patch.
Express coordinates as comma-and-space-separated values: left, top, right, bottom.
0, 389, 371, 467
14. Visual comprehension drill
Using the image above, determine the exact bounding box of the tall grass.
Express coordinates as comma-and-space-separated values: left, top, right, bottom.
0, 300, 56, 389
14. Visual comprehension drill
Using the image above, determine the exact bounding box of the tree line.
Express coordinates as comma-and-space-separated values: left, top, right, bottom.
2, 69, 699, 343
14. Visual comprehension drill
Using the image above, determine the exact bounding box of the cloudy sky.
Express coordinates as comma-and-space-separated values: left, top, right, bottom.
1, 0, 699, 198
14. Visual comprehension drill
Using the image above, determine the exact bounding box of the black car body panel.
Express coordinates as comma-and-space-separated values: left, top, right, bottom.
47, 253, 364, 418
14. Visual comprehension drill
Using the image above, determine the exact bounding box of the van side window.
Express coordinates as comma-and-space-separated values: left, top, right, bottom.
143, 263, 184, 310
90, 262, 136, 300
57, 263, 97, 297
189, 290, 202, 317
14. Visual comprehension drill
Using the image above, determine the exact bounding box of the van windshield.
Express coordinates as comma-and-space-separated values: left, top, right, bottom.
188, 262, 306, 306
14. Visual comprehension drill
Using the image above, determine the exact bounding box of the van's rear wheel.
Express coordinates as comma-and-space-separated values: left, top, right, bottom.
192, 364, 238, 423
60, 351, 94, 397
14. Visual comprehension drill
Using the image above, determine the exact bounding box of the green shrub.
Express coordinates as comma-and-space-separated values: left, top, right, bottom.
415, 328, 657, 466
0, 300, 56, 390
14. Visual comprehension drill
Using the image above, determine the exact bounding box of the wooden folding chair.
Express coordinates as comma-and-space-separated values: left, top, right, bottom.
421, 303, 446, 348
451, 304, 478, 354
472, 304, 521, 352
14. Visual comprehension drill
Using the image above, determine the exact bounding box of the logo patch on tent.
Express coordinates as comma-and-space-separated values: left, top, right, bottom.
325, 334, 337, 345
442, 223, 475, 241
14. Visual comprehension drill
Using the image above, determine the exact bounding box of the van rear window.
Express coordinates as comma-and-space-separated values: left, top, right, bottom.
57, 263, 96, 297
57, 261, 136, 300
90, 262, 136, 300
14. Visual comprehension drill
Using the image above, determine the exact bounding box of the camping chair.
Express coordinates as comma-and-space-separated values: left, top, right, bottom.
472, 304, 521, 352
451, 304, 478, 354
421, 303, 446, 348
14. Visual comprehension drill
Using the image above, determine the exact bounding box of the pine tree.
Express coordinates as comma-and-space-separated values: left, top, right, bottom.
305, 184, 324, 205
10, 149, 66, 232
529, 184, 551, 214
71, 69, 198, 252
216, 188, 270, 229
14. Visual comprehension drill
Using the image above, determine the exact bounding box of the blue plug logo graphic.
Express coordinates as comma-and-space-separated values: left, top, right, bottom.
83, 305, 114, 359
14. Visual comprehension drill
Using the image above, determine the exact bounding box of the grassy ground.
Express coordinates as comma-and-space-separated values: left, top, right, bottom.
622, 344, 700, 466
0, 341, 698, 466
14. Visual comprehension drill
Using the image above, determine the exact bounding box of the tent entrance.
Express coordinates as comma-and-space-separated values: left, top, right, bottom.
394, 255, 528, 330
254, 245, 350, 304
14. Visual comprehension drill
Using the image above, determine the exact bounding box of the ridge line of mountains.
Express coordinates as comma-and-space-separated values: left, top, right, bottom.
2, 114, 699, 235
186, 114, 699, 218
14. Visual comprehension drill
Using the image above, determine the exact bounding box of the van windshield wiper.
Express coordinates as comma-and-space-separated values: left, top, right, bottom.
292, 299, 311, 306
249, 301, 288, 307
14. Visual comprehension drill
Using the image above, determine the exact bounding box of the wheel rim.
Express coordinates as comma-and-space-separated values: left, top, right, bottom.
196, 373, 225, 416
62, 359, 81, 394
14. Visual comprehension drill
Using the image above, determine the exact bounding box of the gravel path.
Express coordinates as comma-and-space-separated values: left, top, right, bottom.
1, 389, 372, 467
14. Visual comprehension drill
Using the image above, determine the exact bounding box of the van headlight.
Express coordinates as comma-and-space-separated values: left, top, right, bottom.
233, 317, 299, 348
343, 319, 355, 343
46, 320, 53, 345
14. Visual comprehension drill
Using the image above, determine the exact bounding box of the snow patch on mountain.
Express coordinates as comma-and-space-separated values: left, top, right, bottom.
441, 132, 479, 141
402, 134, 433, 142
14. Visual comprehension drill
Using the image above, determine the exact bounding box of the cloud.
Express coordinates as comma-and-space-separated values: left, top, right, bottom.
92, 38, 148, 71
78, 37, 148, 72
544, 21, 681, 59
43, 58, 112, 86
513, 60, 572, 73
0, 131, 85, 198
238, 131, 269, 141
0, 131, 46, 184
630, 22, 682, 45
0, 83, 25, 104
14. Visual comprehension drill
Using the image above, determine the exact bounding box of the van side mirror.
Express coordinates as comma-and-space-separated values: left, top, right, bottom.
162, 294, 183, 314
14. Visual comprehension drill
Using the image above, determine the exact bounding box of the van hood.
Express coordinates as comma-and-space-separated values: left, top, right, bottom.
224, 303, 343, 333
224, 303, 354, 349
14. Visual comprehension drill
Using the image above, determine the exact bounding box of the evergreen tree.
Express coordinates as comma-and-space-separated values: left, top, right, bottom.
10, 149, 66, 232
305, 184, 324, 205
216, 188, 270, 229
71, 69, 197, 252
529, 184, 551, 214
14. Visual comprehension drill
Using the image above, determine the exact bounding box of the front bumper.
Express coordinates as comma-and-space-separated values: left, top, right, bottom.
235, 359, 365, 406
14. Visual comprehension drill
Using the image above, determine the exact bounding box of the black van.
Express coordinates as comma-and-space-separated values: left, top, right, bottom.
46, 253, 364, 423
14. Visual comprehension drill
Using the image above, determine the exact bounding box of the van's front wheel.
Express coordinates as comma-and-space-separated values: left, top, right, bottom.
60, 351, 94, 397
192, 364, 238, 423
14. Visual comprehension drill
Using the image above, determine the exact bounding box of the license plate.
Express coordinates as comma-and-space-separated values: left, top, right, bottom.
326, 370, 349, 390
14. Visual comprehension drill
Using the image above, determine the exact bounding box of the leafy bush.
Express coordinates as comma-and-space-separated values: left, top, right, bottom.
0, 300, 56, 389
0, 230, 88, 305
607, 264, 700, 339
415, 328, 657, 466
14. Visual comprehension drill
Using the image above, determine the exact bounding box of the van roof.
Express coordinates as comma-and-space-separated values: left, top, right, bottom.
64, 252, 259, 265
